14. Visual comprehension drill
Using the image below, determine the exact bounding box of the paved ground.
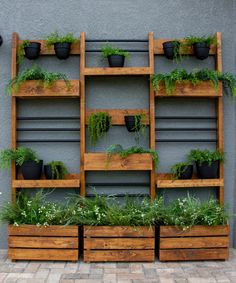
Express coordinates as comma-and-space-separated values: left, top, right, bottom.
0, 249, 236, 283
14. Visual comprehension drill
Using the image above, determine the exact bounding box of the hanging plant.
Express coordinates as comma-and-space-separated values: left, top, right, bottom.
124, 113, 147, 144
17, 40, 41, 64
162, 40, 182, 62
44, 161, 68, 180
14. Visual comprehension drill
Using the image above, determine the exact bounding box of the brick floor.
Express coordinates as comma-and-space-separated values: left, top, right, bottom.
0, 249, 236, 283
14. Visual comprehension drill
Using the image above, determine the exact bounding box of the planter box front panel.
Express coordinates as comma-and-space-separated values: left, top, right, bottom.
159, 225, 229, 261
84, 226, 155, 262
8, 225, 79, 261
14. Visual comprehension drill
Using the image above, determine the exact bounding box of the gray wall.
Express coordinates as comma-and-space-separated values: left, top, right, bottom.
0, 0, 235, 248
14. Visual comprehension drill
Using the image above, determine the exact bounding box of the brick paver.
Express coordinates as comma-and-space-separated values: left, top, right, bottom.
0, 249, 236, 283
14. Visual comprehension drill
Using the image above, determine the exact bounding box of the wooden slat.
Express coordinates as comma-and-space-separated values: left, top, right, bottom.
9, 236, 78, 249
9, 248, 78, 261
8, 225, 78, 237
159, 225, 229, 237
84, 153, 153, 171
86, 109, 149, 125
84, 238, 154, 250
156, 81, 222, 97
154, 38, 217, 55
157, 178, 224, 188
18, 40, 80, 55
84, 250, 154, 262
12, 178, 80, 188
83, 67, 151, 76
159, 248, 228, 261
12, 80, 80, 98
160, 237, 229, 249
84, 226, 154, 237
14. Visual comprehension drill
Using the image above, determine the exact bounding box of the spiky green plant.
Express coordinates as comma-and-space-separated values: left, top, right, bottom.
170, 162, 192, 180
46, 161, 68, 179
45, 31, 79, 47
101, 44, 129, 58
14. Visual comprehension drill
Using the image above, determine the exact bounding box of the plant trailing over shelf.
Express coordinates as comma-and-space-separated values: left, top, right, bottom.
101, 44, 129, 67
7, 65, 70, 95
106, 144, 158, 169
44, 161, 68, 180
220, 72, 236, 96
124, 113, 147, 144
162, 40, 182, 62
45, 31, 79, 59
170, 162, 193, 180
17, 40, 41, 64
88, 112, 112, 147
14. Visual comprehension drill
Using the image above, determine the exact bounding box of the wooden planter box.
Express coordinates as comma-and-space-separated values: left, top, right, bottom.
8, 225, 79, 261
159, 225, 229, 261
84, 226, 155, 262
84, 153, 153, 171
155, 81, 222, 97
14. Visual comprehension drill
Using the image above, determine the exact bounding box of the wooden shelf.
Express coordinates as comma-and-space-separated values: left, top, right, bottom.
83, 67, 151, 76
84, 153, 153, 171
155, 81, 222, 97
12, 80, 80, 98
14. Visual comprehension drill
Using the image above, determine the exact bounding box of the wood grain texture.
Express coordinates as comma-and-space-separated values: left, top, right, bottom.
12, 178, 80, 188
157, 178, 224, 188
83, 67, 151, 76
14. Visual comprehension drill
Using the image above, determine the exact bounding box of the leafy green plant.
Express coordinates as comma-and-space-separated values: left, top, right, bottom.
106, 144, 158, 169
46, 161, 68, 179
188, 149, 224, 166
128, 114, 147, 144
7, 65, 70, 94
45, 31, 79, 47
88, 112, 112, 146
101, 44, 129, 58
183, 35, 216, 47
0, 147, 39, 169
170, 162, 192, 180
17, 40, 30, 64
220, 72, 236, 96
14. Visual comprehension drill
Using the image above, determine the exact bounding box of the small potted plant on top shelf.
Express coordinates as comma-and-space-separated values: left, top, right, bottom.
124, 113, 147, 144
17, 40, 41, 63
0, 147, 42, 180
170, 162, 193, 180
188, 149, 224, 179
162, 40, 181, 62
45, 31, 79, 59
101, 44, 129, 67
44, 161, 68, 180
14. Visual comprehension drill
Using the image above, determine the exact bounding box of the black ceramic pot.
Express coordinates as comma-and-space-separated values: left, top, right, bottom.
54, 42, 71, 59
21, 160, 43, 180
196, 160, 219, 179
44, 165, 55, 180
107, 55, 125, 67
179, 165, 193, 179
125, 116, 140, 132
24, 42, 41, 60
193, 42, 210, 60
163, 41, 180, 60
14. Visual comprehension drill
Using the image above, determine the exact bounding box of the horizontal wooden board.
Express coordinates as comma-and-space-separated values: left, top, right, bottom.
160, 236, 229, 249
155, 81, 222, 97
86, 109, 149, 125
9, 236, 78, 249
84, 238, 154, 250
84, 250, 155, 262
83, 67, 151, 76
12, 178, 80, 188
84, 153, 153, 171
9, 248, 78, 261
157, 178, 224, 188
160, 225, 229, 237
12, 80, 80, 98
8, 225, 78, 237
18, 40, 80, 55
84, 226, 154, 237
159, 248, 228, 261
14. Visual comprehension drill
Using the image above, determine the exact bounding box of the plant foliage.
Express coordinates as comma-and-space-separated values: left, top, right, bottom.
188, 149, 224, 166
101, 44, 129, 58
45, 31, 79, 47
183, 35, 216, 47
170, 162, 192, 180
46, 161, 68, 179
17, 40, 30, 64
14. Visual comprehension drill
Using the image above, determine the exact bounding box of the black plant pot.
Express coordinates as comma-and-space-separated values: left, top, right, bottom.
193, 42, 210, 60
54, 42, 71, 60
124, 116, 140, 132
179, 165, 193, 180
24, 42, 41, 60
196, 160, 219, 179
107, 55, 125, 67
44, 165, 56, 180
104, 116, 111, 132
21, 160, 43, 180
163, 41, 180, 60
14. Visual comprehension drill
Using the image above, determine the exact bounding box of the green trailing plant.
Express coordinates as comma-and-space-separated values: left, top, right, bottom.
7, 65, 70, 95
166, 40, 182, 63
88, 112, 112, 146
0, 147, 39, 169
132, 113, 147, 144
220, 72, 236, 96
17, 40, 30, 64
46, 161, 68, 179
106, 144, 158, 169
188, 149, 224, 166
45, 31, 79, 47
183, 35, 217, 48
101, 44, 129, 58
170, 162, 192, 180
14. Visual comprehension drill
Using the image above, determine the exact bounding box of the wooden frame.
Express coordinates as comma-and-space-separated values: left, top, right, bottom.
84, 226, 155, 262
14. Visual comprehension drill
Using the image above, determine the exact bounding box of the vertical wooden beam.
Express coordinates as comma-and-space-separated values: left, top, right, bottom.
148, 32, 156, 200
80, 32, 86, 197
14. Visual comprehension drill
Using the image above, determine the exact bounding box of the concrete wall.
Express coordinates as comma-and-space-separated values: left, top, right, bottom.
0, 0, 235, 248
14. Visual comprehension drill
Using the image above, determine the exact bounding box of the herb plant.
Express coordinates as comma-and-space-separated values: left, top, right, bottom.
46, 161, 68, 179
101, 44, 129, 58
183, 35, 216, 47
188, 149, 224, 165
45, 31, 78, 47
17, 40, 30, 64
170, 162, 192, 180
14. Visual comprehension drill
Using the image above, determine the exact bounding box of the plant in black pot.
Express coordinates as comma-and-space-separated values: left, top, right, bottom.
44, 161, 68, 180
88, 112, 112, 147
170, 162, 193, 180
124, 113, 146, 144
162, 40, 181, 62
17, 40, 41, 64
45, 31, 79, 60
0, 147, 42, 180
188, 149, 224, 179
101, 45, 129, 67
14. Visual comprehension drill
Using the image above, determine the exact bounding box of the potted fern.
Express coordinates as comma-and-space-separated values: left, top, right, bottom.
18, 40, 41, 63
162, 40, 181, 62
170, 162, 193, 180
44, 161, 68, 180
101, 44, 129, 67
